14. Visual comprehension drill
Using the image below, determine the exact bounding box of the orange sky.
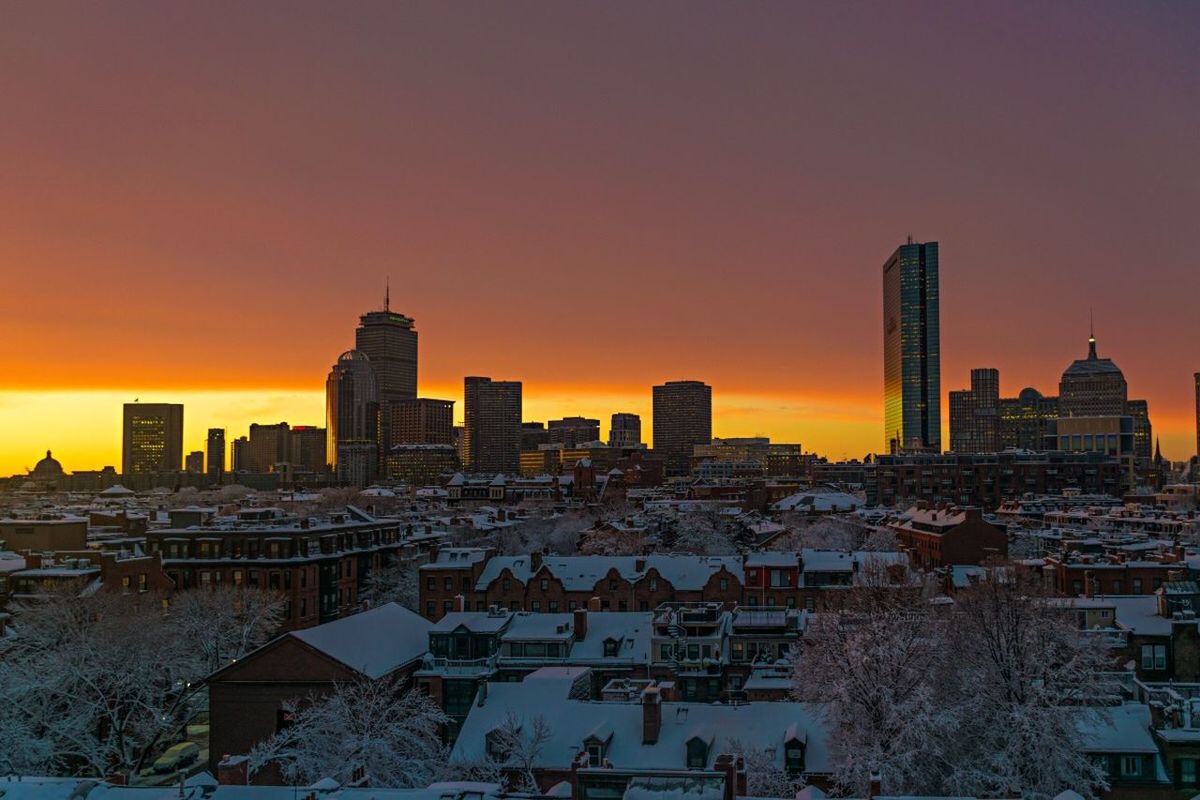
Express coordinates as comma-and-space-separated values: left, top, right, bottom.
1, 3, 1197, 475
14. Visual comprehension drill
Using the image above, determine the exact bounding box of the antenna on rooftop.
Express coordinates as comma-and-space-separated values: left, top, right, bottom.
384, 277, 390, 312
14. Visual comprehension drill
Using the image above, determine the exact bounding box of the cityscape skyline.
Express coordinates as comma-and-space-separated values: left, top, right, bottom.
2, 3, 1199, 475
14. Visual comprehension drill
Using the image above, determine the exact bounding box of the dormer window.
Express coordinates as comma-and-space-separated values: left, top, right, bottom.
784, 739, 806, 774
586, 743, 604, 766
686, 736, 709, 769
603, 638, 620, 657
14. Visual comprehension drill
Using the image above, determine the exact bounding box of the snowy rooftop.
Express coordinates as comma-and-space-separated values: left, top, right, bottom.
474, 555, 743, 592
289, 602, 432, 679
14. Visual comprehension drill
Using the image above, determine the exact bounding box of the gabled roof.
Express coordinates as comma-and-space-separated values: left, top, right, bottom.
288, 602, 432, 679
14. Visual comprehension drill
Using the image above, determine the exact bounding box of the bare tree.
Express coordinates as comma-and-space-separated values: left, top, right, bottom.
168, 585, 288, 673
727, 739, 806, 798
791, 586, 948, 796
361, 559, 420, 610
249, 677, 448, 787
937, 573, 1115, 799
488, 711, 552, 792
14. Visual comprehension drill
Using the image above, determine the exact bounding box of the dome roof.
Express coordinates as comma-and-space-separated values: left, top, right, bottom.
338, 350, 371, 362
1062, 337, 1123, 378
32, 449, 64, 476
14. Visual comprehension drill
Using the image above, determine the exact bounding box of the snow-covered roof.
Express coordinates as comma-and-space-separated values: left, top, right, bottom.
451, 670, 831, 774
1077, 703, 1159, 755
772, 491, 861, 512
474, 555, 742, 592
290, 602, 432, 679
1108, 595, 1173, 637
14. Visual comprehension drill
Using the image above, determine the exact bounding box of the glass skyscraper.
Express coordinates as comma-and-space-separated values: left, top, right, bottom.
883, 239, 940, 454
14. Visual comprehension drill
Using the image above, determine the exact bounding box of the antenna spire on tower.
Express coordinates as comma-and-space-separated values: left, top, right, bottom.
385, 277, 390, 312
1088, 308, 1097, 359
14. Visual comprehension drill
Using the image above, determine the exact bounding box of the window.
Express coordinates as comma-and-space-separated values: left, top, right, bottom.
426, 601, 435, 617
1178, 758, 1198, 787
531, 601, 541, 612
1141, 644, 1167, 671
443, 600, 452, 614
618, 600, 628, 612
608, 579, 617, 590
462, 576, 470, 590
503, 579, 511, 592
444, 577, 453, 591
568, 601, 577, 611
732, 642, 745, 661
686, 738, 708, 769
784, 741, 806, 774
586, 743, 604, 767
1133, 578, 1143, 594
719, 577, 729, 591
687, 643, 699, 660
540, 579, 549, 591
1112, 579, 1123, 594
603, 639, 619, 657
660, 644, 673, 660
770, 570, 788, 588
548, 601, 559, 613
1121, 756, 1142, 778
138, 573, 147, 592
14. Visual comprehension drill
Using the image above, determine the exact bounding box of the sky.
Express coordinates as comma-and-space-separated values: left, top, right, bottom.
1, 2, 1197, 475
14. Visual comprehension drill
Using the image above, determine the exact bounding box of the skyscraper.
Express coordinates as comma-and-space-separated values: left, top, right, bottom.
652, 380, 712, 476
949, 368, 1000, 453
462, 377, 522, 474
288, 426, 328, 473
547, 417, 601, 447
387, 398, 455, 445
882, 238, 940, 454
355, 290, 418, 403
206, 428, 225, 476
609, 412, 642, 448
326, 350, 380, 484
122, 402, 184, 475
1194, 372, 1199, 460
1057, 331, 1152, 461
247, 422, 291, 472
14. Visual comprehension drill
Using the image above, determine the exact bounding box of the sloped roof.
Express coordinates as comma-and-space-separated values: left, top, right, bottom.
290, 602, 432, 679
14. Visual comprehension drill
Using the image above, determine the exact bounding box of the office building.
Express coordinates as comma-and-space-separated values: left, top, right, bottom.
387, 398, 455, 445
1057, 332, 1152, 462
122, 403, 184, 475
326, 351, 380, 484
652, 380, 712, 476
998, 388, 1059, 451
386, 443, 459, 486
1195, 372, 1200, 459
247, 422, 291, 473
949, 368, 1000, 453
520, 422, 550, 451
609, 413, 642, 448
206, 428, 225, 476
547, 416, 601, 447
230, 436, 250, 472
462, 377, 522, 474
288, 426, 328, 473
185, 451, 204, 474
882, 238, 940, 453
355, 295, 417, 403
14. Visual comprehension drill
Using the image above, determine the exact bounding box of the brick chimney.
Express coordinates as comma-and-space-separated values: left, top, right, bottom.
531, 551, 543, 572
714, 753, 745, 800
1083, 570, 1094, 598
588, 596, 601, 612
868, 771, 882, 798
454, 594, 465, 612
217, 755, 249, 785
573, 607, 588, 641
641, 685, 661, 744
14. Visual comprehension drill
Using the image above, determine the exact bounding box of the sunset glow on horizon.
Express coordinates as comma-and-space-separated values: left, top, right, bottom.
2, 2, 1197, 476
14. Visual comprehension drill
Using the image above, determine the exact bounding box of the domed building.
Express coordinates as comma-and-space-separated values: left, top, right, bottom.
325, 350, 379, 486
1055, 333, 1152, 462
26, 449, 65, 491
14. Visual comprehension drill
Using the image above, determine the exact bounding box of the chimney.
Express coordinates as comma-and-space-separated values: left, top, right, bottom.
1083, 570, 1094, 598
361, 599, 371, 612
714, 753, 744, 800
454, 594, 465, 613
217, 755, 250, 785
1149, 700, 1165, 729
868, 771, 882, 798
588, 596, 601, 612
635, 558, 646, 572
641, 685, 662, 744
531, 551, 543, 572
573, 607, 588, 641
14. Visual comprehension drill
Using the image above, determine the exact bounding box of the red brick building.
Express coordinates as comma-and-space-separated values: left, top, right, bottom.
890, 504, 1008, 569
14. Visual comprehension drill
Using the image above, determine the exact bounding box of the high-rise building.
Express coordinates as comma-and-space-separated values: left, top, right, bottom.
247, 422, 291, 473
122, 403, 184, 475
230, 436, 250, 472
609, 413, 642, 448
998, 388, 1059, 451
206, 428, 225, 476
652, 380, 712, 476
882, 239, 940, 454
355, 293, 418, 403
521, 422, 550, 451
387, 398, 455, 445
462, 377, 522, 474
949, 368, 1000, 453
288, 426, 328, 473
1057, 332, 1152, 461
185, 451, 204, 474
547, 417, 601, 447
326, 351, 380, 484
1195, 372, 1200, 460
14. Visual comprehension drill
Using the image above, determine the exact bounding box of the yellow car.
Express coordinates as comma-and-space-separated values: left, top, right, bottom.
151, 741, 200, 774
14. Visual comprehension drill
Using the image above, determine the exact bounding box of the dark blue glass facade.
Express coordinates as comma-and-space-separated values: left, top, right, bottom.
883, 241, 940, 453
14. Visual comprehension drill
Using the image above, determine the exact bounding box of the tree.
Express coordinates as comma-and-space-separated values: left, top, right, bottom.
791, 585, 949, 796
487, 711, 552, 792
0, 584, 286, 778
249, 678, 449, 787
727, 739, 806, 798
361, 559, 420, 611
168, 585, 288, 674
937, 573, 1115, 799
672, 507, 738, 555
